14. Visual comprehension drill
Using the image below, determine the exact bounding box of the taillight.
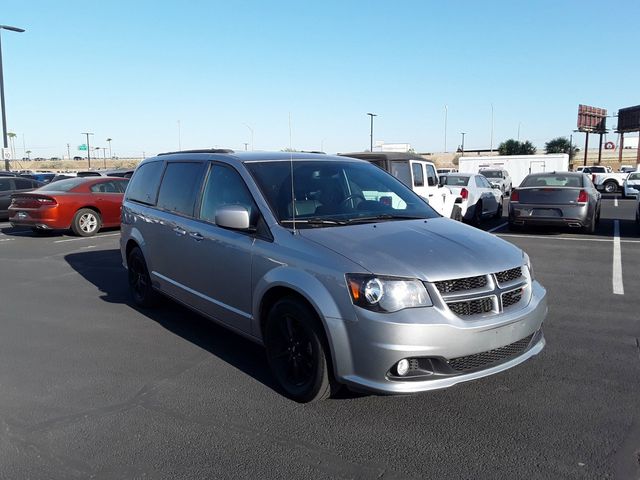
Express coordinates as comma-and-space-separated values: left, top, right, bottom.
510, 189, 519, 202
460, 188, 469, 200
577, 190, 588, 203
37, 197, 57, 205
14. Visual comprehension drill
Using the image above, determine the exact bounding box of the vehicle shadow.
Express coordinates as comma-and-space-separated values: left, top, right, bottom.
501, 218, 639, 239
0, 225, 120, 237
64, 248, 362, 401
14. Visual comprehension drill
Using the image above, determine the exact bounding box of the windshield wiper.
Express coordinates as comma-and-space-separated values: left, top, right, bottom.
281, 218, 348, 227
345, 214, 427, 224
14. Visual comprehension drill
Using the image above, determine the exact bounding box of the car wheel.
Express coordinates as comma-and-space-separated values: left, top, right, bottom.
603, 181, 617, 194
71, 208, 101, 237
584, 212, 596, 234
494, 199, 503, 219
472, 201, 482, 226
127, 246, 160, 308
264, 297, 334, 403
508, 221, 521, 232
450, 205, 463, 222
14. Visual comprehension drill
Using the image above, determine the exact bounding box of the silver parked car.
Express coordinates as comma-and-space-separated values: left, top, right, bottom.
120, 150, 547, 402
509, 172, 601, 233
480, 168, 512, 196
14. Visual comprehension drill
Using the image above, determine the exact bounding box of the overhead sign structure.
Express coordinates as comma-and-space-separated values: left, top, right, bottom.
577, 104, 607, 133
616, 105, 640, 133
78, 144, 88, 151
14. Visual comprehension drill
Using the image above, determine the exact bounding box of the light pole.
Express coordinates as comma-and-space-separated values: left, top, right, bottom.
177, 120, 181, 150
66, 143, 71, 160
106, 137, 112, 159
82, 132, 94, 168
102, 147, 107, 168
490, 104, 494, 153
243, 123, 254, 151
0, 24, 26, 171
444, 105, 448, 153
367, 113, 377, 151
460, 132, 466, 155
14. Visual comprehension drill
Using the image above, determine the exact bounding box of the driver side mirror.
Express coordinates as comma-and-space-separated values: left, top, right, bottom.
216, 205, 251, 230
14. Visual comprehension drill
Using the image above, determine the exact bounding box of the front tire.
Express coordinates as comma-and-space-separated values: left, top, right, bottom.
71, 208, 101, 237
494, 199, 503, 219
264, 297, 333, 403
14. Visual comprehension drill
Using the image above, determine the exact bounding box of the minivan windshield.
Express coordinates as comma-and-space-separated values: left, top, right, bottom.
481, 170, 502, 178
246, 159, 438, 226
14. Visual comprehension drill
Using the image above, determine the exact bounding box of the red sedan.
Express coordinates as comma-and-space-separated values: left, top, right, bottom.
9, 176, 130, 236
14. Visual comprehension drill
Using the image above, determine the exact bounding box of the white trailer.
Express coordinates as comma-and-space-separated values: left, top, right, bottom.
458, 154, 569, 188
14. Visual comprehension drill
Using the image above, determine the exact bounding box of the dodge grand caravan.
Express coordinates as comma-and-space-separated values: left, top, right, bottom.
120, 150, 547, 402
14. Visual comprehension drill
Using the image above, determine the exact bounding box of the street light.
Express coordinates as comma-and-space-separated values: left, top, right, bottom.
243, 123, 254, 151
82, 132, 94, 168
460, 132, 466, 155
106, 137, 112, 159
367, 113, 377, 151
0, 24, 26, 171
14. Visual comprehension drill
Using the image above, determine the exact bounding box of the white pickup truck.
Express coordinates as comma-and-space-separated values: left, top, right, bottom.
579, 166, 627, 193
340, 152, 462, 220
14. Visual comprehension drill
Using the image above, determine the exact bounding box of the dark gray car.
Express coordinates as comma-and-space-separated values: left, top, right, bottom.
120, 151, 547, 402
508, 172, 600, 233
0, 177, 41, 220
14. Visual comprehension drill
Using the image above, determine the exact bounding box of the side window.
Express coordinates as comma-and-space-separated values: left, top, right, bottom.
199, 165, 258, 226
0, 178, 10, 191
629, 173, 640, 181
15, 179, 35, 190
91, 181, 121, 193
425, 164, 437, 186
475, 176, 485, 188
115, 179, 130, 193
411, 163, 424, 187
156, 162, 204, 216
126, 161, 164, 205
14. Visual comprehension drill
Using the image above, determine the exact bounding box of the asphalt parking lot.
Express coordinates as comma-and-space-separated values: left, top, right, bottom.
1, 197, 639, 479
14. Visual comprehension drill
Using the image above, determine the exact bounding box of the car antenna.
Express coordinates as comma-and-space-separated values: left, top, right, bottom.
289, 112, 297, 234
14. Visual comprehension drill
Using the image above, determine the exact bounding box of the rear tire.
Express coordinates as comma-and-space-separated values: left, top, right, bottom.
584, 212, 596, 234
494, 199, 503, 219
264, 297, 334, 403
450, 205, 463, 222
471, 201, 482, 226
603, 181, 617, 194
71, 208, 101, 237
127, 246, 160, 308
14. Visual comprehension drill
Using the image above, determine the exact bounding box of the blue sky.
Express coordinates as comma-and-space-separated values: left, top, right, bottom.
2, 0, 639, 158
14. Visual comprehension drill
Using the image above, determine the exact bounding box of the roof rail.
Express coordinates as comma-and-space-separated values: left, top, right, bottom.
158, 148, 234, 156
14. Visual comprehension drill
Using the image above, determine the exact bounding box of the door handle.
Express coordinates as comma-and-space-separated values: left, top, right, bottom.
189, 232, 204, 242
428, 194, 434, 197
172, 226, 187, 236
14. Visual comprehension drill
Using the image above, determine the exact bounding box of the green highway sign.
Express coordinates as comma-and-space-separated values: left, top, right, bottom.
78, 144, 88, 151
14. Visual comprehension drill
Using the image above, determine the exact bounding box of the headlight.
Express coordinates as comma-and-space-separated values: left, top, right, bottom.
523, 252, 535, 280
346, 274, 432, 312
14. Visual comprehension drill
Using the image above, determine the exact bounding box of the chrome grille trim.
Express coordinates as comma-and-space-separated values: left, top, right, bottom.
495, 267, 523, 286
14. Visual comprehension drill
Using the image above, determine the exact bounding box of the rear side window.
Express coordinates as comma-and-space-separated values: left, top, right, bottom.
411, 163, 424, 187
15, 179, 36, 190
425, 164, 437, 186
156, 162, 204, 216
126, 161, 164, 205
90, 181, 121, 193
0, 178, 10, 191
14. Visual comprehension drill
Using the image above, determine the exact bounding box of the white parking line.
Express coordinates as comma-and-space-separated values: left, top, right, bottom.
497, 233, 640, 244
0, 238, 15, 243
612, 220, 624, 295
614, 197, 618, 207
53, 233, 120, 243
487, 222, 508, 233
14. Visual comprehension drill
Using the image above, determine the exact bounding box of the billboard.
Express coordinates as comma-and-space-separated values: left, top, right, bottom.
577, 104, 607, 133
617, 105, 640, 133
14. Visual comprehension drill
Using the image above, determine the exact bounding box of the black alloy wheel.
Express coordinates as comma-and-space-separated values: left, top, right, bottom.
264, 298, 333, 403
127, 247, 159, 308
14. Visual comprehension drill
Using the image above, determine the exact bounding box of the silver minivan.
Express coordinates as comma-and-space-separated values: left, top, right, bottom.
120, 150, 547, 402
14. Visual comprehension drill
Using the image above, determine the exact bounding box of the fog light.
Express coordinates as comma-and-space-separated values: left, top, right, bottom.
396, 359, 410, 376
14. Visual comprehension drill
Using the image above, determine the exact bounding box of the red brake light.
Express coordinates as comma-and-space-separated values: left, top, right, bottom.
37, 197, 57, 205
577, 190, 588, 203
460, 188, 468, 200
510, 189, 519, 202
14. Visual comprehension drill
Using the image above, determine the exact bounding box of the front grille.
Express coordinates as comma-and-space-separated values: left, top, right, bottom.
502, 288, 523, 309
448, 334, 534, 372
447, 297, 494, 316
495, 267, 522, 284
435, 275, 487, 294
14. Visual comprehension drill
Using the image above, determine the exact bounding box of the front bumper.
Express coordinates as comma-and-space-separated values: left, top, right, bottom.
335, 281, 547, 394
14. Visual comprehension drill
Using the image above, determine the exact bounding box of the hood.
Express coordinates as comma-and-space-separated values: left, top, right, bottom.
299, 217, 523, 282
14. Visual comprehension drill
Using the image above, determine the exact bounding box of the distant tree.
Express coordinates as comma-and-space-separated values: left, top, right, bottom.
498, 139, 521, 155
498, 139, 537, 155
281, 147, 299, 152
545, 136, 577, 159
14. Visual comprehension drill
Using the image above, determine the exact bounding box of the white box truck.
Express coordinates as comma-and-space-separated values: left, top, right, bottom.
458, 154, 569, 188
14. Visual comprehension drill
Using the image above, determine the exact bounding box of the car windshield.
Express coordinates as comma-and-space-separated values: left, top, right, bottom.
246, 159, 438, 227
439, 175, 470, 186
37, 177, 87, 192
521, 174, 583, 188
481, 170, 502, 178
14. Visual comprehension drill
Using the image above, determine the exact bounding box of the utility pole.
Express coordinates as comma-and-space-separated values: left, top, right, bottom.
490, 104, 494, 153
444, 105, 448, 152
106, 138, 112, 159
0, 25, 26, 170
367, 112, 377, 152
82, 132, 94, 168
460, 132, 466, 155
66, 143, 71, 160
